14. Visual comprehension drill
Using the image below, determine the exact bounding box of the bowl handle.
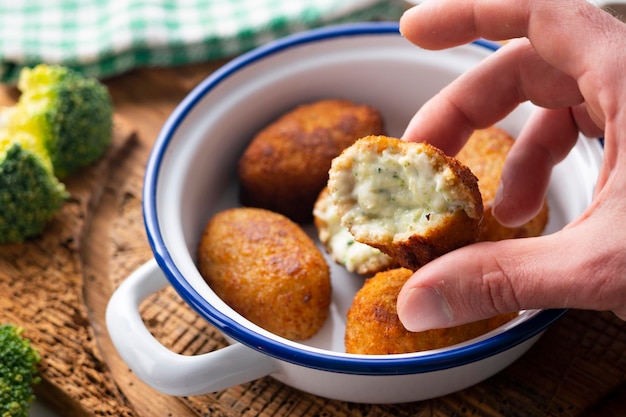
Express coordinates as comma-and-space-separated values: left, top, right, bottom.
106, 259, 278, 396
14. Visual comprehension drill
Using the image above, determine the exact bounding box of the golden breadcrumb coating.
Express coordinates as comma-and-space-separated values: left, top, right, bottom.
456, 126, 549, 241
197, 207, 331, 341
345, 268, 518, 354
238, 99, 385, 223
328, 135, 483, 270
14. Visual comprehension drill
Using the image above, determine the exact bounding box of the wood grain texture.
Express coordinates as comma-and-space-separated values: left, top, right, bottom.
0, 113, 138, 416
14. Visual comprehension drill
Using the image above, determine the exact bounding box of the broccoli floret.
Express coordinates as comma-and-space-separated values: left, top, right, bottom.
0, 324, 41, 417
0, 64, 112, 243
0, 130, 68, 244
9, 64, 113, 178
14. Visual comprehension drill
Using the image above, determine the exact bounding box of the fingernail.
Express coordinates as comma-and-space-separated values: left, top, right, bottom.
399, 287, 453, 332
493, 180, 504, 208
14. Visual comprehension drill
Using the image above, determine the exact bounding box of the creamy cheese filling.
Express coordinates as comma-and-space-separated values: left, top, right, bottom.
335, 146, 470, 242
314, 192, 392, 273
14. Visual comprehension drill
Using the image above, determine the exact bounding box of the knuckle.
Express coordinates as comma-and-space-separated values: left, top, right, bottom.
480, 255, 522, 314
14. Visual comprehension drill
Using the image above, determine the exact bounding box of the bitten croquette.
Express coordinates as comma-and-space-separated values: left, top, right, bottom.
328, 135, 483, 270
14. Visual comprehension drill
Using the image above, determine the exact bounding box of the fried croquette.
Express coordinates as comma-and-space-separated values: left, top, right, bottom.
238, 99, 385, 223
197, 207, 331, 341
456, 126, 549, 241
313, 186, 398, 275
344, 268, 518, 355
327, 135, 483, 270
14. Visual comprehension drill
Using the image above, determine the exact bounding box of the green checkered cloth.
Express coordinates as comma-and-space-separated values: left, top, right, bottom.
0, 0, 406, 84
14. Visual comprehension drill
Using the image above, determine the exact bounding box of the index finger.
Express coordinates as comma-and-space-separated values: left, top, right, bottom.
400, 0, 528, 48
400, 0, 624, 105
401, 38, 582, 155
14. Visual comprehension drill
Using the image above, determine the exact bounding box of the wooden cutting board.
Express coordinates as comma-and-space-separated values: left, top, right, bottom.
0, 112, 138, 416
1, 62, 625, 416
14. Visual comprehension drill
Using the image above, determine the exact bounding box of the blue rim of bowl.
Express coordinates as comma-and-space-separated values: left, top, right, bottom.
143, 21, 567, 375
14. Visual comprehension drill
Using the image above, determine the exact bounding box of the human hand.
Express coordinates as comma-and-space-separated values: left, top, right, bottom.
397, 0, 626, 331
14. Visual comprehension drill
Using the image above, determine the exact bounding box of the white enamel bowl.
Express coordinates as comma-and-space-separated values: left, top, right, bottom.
106, 22, 603, 404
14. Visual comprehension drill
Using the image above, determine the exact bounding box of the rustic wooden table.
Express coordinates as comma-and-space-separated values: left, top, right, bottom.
1, 62, 625, 417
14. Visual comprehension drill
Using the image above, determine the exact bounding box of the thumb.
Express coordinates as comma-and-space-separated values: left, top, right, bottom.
396, 223, 626, 331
